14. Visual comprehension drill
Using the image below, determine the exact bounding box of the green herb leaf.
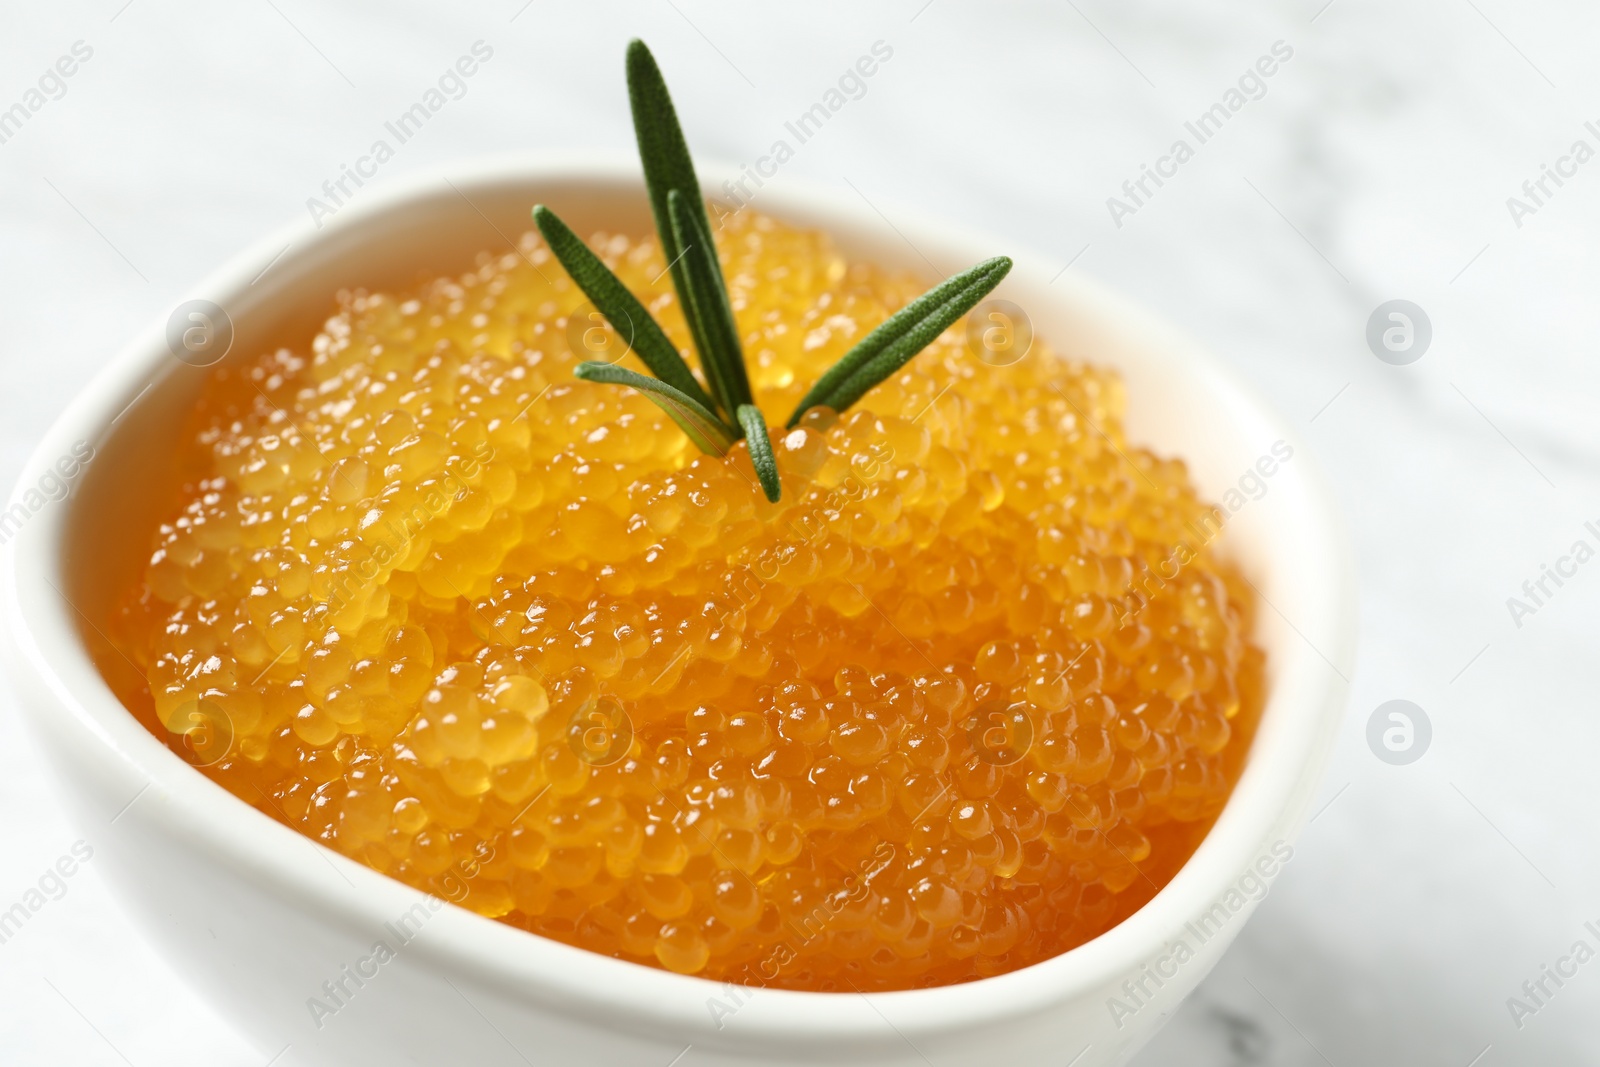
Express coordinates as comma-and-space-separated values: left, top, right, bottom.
626, 39, 727, 375
533, 204, 719, 414
667, 188, 752, 418
574, 362, 737, 456
786, 256, 1014, 427
736, 404, 781, 502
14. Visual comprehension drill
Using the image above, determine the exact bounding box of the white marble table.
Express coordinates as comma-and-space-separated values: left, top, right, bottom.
2, 2, 1596, 1063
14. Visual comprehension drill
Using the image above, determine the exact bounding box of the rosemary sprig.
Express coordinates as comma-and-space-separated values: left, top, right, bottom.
785, 256, 1013, 427
535, 38, 1012, 505
573, 362, 736, 456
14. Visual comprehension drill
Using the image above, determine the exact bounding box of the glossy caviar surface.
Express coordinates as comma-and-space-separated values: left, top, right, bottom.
101, 208, 1262, 991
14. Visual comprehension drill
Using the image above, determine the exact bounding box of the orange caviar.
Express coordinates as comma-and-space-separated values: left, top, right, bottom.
99, 208, 1261, 991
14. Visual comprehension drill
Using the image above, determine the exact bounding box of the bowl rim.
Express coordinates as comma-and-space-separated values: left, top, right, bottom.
0, 151, 1355, 1047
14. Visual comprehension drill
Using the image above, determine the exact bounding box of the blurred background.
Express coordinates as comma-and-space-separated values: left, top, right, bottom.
3, 1, 1597, 1063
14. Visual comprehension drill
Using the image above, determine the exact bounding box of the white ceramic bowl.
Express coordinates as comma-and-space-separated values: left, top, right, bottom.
1, 156, 1355, 1066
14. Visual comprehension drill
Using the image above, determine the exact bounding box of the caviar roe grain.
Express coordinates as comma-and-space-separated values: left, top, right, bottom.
100, 209, 1263, 992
